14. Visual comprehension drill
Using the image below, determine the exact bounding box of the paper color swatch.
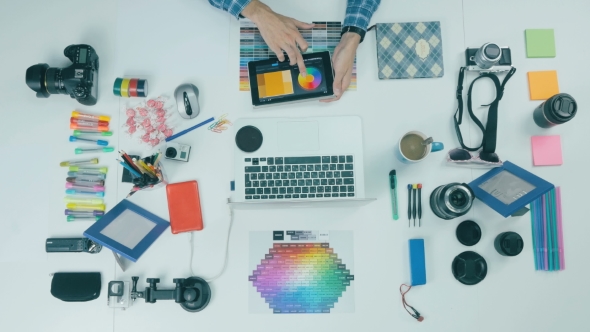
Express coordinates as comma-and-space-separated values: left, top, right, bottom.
531, 135, 563, 166
528, 71, 559, 100
525, 29, 556, 58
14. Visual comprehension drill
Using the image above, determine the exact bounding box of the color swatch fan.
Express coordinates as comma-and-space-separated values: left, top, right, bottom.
298, 68, 323, 90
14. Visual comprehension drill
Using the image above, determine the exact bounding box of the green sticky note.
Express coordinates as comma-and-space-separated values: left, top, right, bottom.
525, 29, 556, 58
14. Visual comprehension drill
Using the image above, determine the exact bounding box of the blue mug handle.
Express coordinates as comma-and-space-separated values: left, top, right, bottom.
431, 142, 444, 152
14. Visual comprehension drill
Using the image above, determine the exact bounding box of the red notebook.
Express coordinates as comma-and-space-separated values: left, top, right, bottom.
166, 181, 204, 234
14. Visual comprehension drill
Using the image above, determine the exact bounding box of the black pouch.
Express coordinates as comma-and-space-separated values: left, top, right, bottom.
50, 272, 101, 302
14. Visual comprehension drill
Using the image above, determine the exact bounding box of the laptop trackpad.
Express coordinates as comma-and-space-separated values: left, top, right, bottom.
277, 121, 319, 151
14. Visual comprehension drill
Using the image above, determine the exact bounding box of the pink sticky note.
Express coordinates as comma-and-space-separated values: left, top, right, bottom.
531, 135, 562, 166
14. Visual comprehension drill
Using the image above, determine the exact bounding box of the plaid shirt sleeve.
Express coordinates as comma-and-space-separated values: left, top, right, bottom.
208, 0, 252, 19
343, 0, 381, 31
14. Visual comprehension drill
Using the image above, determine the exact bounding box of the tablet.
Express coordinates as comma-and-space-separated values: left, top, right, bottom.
248, 51, 334, 107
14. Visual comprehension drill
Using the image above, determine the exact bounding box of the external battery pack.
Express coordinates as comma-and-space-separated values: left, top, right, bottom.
409, 239, 426, 286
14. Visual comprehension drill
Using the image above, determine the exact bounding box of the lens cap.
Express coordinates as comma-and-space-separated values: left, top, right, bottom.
550, 93, 577, 122
235, 125, 263, 153
494, 232, 524, 257
452, 251, 487, 285
456, 220, 481, 246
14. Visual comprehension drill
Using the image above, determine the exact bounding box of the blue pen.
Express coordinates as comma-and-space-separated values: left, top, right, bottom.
69, 136, 108, 146
119, 161, 142, 178
165, 117, 214, 142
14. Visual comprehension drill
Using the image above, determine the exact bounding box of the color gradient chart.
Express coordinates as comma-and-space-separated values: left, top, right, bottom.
240, 20, 357, 91
249, 231, 355, 314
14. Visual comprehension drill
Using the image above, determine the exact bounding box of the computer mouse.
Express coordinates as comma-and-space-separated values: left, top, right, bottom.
174, 83, 200, 119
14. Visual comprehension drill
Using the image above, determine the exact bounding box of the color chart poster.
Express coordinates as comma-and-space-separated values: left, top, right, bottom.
240, 20, 357, 91
249, 230, 355, 314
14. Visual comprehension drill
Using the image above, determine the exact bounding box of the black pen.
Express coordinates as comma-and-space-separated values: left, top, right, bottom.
407, 184, 412, 227
412, 184, 417, 227
417, 184, 422, 227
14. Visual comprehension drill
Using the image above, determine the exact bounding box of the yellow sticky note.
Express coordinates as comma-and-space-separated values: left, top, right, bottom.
528, 71, 559, 100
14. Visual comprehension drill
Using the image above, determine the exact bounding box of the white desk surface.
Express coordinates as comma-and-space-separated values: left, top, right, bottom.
1, 0, 589, 330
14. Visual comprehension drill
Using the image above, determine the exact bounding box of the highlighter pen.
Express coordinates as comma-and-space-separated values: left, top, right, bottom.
72, 111, 111, 122
64, 209, 104, 216
69, 136, 108, 146
65, 183, 105, 192
66, 189, 105, 197
69, 166, 108, 174
64, 197, 104, 205
67, 215, 101, 222
388, 170, 399, 220
66, 203, 106, 211
407, 184, 412, 228
68, 172, 106, 180
75, 147, 114, 154
412, 184, 418, 227
66, 177, 104, 186
60, 158, 98, 167
417, 184, 423, 227
70, 123, 109, 131
70, 118, 109, 127
73, 130, 113, 136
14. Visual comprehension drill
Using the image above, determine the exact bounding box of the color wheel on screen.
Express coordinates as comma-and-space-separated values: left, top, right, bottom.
298, 67, 322, 90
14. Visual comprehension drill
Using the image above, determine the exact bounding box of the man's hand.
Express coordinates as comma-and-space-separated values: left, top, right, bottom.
242, 0, 314, 76
321, 32, 361, 102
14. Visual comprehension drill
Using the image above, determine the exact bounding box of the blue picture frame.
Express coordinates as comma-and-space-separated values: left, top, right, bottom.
468, 161, 554, 218
83, 199, 169, 262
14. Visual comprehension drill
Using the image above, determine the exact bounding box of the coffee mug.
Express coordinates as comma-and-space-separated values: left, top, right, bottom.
396, 131, 444, 163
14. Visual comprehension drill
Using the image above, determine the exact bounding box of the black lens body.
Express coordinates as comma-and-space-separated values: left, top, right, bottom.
430, 183, 474, 220
25, 44, 99, 106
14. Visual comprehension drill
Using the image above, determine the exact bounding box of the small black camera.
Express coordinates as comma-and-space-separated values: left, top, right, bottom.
26, 44, 99, 106
465, 43, 512, 73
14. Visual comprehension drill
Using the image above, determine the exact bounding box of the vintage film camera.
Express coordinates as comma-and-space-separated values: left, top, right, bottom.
26, 44, 99, 105
465, 42, 512, 73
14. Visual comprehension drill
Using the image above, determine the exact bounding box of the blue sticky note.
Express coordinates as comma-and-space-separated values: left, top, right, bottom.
409, 239, 426, 286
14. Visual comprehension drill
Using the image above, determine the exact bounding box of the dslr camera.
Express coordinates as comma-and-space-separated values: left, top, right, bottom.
26, 44, 99, 106
465, 43, 512, 73
165, 143, 191, 162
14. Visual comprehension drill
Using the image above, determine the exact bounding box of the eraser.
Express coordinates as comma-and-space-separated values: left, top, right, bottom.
409, 239, 426, 286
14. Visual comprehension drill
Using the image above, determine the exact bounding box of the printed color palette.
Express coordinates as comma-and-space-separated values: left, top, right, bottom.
249, 243, 354, 314
257, 70, 294, 98
249, 231, 355, 314
240, 20, 356, 91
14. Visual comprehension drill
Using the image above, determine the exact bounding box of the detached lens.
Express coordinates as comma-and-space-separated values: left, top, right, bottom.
25, 64, 50, 98
430, 183, 474, 220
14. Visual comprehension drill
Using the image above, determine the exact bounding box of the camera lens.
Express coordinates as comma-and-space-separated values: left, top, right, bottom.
25, 63, 50, 98
474, 43, 502, 69
430, 183, 474, 220
166, 147, 177, 158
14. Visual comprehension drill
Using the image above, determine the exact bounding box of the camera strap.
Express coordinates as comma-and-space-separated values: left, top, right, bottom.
454, 66, 517, 152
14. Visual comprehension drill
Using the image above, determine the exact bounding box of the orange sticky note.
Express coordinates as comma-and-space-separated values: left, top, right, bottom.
528, 71, 559, 100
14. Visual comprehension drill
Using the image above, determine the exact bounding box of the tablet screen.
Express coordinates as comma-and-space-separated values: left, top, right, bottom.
478, 170, 537, 205
249, 52, 333, 106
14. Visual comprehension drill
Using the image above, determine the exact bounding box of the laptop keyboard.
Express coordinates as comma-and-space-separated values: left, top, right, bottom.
243, 156, 355, 200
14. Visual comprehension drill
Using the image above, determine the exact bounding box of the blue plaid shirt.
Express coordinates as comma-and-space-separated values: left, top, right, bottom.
208, 0, 380, 31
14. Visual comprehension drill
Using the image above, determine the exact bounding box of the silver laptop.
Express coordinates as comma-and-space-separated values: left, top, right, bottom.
229, 116, 375, 208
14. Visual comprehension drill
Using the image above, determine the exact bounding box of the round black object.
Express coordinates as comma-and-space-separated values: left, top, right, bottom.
533, 93, 577, 128
456, 220, 481, 246
483, 43, 501, 59
179, 277, 211, 313
430, 183, 474, 220
494, 232, 524, 257
25, 63, 50, 98
235, 125, 263, 153
452, 251, 487, 285
165, 147, 177, 158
